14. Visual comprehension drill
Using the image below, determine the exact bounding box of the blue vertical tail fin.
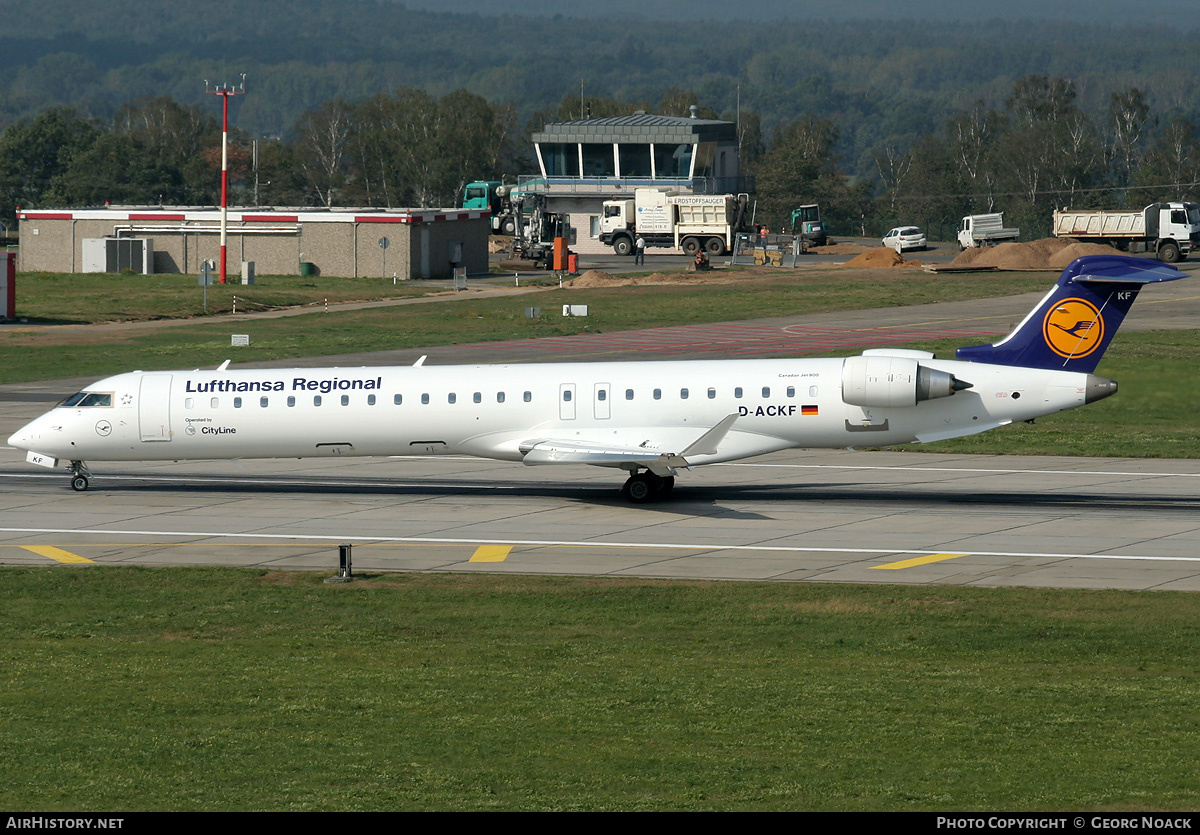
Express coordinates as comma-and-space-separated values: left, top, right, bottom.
955, 255, 1185, 372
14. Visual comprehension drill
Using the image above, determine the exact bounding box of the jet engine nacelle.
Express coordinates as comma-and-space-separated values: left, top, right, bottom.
841, 355, 969, 408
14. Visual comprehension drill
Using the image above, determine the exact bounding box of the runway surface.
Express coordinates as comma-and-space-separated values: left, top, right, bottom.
3, 280, 1198, 591
3, 439, 1200, 590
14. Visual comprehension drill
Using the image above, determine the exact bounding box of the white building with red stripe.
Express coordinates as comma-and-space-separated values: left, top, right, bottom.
17, 206, 489, 279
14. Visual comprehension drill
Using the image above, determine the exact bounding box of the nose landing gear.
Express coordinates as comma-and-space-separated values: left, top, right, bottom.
68, 461, 92, 491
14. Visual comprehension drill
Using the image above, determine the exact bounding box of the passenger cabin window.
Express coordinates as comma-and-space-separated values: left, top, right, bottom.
421, 394, 429, 405
787, 386, 795, 398
762, 387, 770, 398
340, 395, 349, 406
497, 392, 505, 403
234, 397, 243, 409
368, 394, 376, 406
625, 389, 634, 400
523, 391, 532, 402
210, 398, 218, 409
287, 396, 296, 407
448, 393, 456, 404
314, 395, 322, 406
735, 387, 743, 398
653, 389, 662, 400
473, 392, 481, 404
809, 386, 818, 397
185, 397, 194, 409
394, 394, 403, 405
680, 388, 689, 399
707, 388, 716, 399
260, 396, 269, 408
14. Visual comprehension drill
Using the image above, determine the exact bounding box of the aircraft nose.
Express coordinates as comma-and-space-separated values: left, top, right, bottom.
8, 423, 34, 450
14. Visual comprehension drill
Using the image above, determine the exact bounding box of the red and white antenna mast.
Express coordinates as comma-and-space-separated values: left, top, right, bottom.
206, 74, 246, 285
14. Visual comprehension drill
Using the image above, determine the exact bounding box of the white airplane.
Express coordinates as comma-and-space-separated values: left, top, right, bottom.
7, 255, 1183, 503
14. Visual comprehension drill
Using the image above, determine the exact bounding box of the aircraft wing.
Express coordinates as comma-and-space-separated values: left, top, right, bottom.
520, 414, 739, 476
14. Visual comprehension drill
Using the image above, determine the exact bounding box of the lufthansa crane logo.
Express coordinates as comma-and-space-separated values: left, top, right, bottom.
1043, 298, 1104, 359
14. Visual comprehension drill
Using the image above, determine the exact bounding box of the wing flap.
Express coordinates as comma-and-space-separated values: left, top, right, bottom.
520, 414, 739, 475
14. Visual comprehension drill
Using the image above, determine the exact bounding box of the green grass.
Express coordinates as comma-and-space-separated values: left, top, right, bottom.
2, 567, 1199, 811
2, 270, 1049, 382
13, 271, 438, 323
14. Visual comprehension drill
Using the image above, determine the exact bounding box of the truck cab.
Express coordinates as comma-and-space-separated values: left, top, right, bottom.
462, 181, 518, 235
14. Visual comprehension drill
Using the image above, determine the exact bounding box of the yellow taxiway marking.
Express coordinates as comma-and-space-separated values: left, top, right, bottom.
20, 545, 94, 564
470, 545, 513, 563
872, 553, 967, 570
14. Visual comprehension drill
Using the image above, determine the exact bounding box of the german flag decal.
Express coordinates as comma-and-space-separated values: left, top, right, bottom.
802, 405, 819, 415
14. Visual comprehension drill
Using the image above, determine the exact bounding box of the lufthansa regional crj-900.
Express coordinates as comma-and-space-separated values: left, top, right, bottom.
7, 255, 1183, 503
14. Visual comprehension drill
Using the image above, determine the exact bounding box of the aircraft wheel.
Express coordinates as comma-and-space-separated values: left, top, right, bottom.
624, 473, 658, 504
71, 475, 89, 492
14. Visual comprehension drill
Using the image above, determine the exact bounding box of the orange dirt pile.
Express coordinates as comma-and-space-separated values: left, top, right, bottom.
951, 237, 1121, 270
838, 247, 921, 268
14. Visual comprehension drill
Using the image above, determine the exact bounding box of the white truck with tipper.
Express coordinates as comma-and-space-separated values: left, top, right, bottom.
958, 213, 1020, 249
600, 188, 752, 256
1052, 202, 1200, 263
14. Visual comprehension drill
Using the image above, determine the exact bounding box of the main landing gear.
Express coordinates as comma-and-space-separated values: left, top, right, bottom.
621, 470, 675, 504
68, 461, 92, 491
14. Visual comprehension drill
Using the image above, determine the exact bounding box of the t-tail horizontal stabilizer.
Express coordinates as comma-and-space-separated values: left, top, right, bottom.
955, 254, 1184, 372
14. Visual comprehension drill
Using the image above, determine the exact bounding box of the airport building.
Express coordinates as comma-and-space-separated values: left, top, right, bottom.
526, 108, 751, 253
17, 206, 490, 279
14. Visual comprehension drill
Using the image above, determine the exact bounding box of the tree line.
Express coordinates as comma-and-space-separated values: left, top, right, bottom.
2, 76, 1199, 242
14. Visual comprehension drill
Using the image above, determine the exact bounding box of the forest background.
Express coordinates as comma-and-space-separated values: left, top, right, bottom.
3, 0, 1200, 240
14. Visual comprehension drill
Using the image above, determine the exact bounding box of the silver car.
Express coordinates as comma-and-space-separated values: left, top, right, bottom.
883, 226, 926, 252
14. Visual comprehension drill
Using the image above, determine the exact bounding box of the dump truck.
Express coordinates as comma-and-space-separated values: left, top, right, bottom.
599, 188, 752, 256
1052, 202, 1200, 263
958, 213, 1020, 249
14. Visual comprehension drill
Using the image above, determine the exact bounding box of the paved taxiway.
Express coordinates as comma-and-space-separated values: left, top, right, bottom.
2, 272, 1198, 590
1, 447, 1199, 590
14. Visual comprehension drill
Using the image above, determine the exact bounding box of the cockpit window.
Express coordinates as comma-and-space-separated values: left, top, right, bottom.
60, 391, 113, 407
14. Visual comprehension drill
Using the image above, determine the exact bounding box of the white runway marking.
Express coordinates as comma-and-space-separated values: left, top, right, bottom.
719, 462, 1200, 478
0, 472, 517, 490
1, 526, 1198, 564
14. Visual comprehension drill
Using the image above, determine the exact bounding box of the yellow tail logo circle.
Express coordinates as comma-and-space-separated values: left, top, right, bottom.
1042, 298, 1104, 359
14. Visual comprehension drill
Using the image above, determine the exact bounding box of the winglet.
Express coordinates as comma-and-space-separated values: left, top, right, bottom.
413, 355, 427, 367
216, 359, 231, 372
681, 413, 739, 458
